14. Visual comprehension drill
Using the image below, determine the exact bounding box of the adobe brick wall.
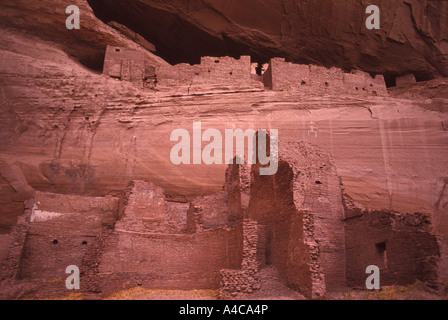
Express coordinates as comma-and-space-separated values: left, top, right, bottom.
17, 192, 118, 280
225, 161, 251, 222
248, 159, 316, 298
117, 180, 185, 233
94, 180, 244, 295
219, 219, 260, 299
264, 57, 388, 96
156, 55, 263, 91
287, 142, 347, 292
186, 191, 229, 232
103, 45, 145, 85
247, 142, 347, 297
344, 197, 441, 288
99, 225, 243, 295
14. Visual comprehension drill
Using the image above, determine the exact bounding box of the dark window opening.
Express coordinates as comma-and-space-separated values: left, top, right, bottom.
214, 60, 219, 63
315, 180, 322, 185
255, 63, 263, 76
301, 80, 306, 85
355, 87, 359, 91
376, 241, 387, 268
229, 72, 233, 75
52, 239, 58, 244
82, 240, 88, 245
115, 48, 120, 52
325, 82, 329, 87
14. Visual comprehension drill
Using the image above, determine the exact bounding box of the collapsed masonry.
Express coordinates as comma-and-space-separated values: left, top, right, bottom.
102, 46, 388, 96
0, 142, 443, 299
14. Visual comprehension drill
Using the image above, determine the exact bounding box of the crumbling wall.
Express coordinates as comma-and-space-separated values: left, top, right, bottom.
289, 143, 347, 292
156, 55, 263, 91
103, 45, 146, 85
219, 219, 260, 299
247, 142, 347, 298
344, 197, 441, 288
224, 161, 251, 222
264, 58, 388, 96
17, 192, 118, 280
97, 180, 243, 295
117, 180, 184, 234
99, 225, 243, 294
186, 191, 229, 232
248, 159, 316, 298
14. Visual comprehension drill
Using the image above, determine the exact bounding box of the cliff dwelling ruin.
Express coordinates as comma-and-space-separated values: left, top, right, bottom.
0, 0, 447, 302
0, 139, 443, 299
102, 45, 388, 97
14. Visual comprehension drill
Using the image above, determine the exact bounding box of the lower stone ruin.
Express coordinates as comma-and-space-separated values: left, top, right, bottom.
0, 142, 443, 299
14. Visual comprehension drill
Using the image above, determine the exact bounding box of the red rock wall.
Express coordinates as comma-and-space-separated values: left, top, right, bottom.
248, 160, 314, 297
103, 45, 145, 84
99, 226, 243, 294
219, 219, 260, 299
16, 192, 118, 280
266, 57, 388, 96
344, 206, 440, 288
156, 55, 261, 91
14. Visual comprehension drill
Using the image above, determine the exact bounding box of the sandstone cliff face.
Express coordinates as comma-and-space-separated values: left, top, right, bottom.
0, 0, 447, 297
0, 0, 169, 70
86, 0, 448, 83
0, 25, 447, 233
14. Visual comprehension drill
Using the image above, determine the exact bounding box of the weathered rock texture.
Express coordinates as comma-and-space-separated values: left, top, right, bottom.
219, 219, 260, 299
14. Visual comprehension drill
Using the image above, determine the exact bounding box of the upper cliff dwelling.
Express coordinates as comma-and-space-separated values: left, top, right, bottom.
0, 0, 448, 303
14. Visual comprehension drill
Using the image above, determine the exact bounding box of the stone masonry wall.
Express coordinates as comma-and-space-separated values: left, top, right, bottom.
97, 180, 243, 295
344, 197, 441, 288
248, 159, 315, 298
17, 192, 118, 280
117, 180, 184, 234
264, 57, 388, 96
156, 55, 263, 92
288, 142, 347, 292
219, 219, 260, 299
98, 225, 243, 295
0, 199, 32, 282
103, 45, 145, 85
